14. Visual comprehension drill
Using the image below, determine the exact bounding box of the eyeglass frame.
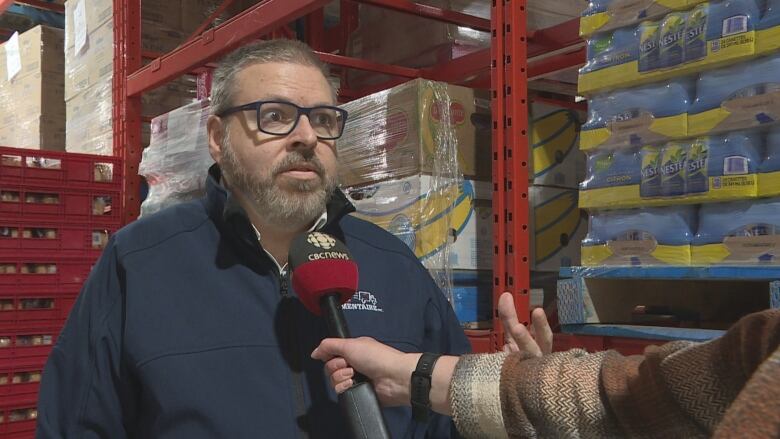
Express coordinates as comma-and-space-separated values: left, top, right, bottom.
215, 99, 349, 140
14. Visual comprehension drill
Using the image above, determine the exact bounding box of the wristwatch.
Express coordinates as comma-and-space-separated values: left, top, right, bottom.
410, 352, 442, 422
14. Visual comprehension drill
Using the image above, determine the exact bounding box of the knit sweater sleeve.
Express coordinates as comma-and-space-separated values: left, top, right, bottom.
449, 309, 780, 439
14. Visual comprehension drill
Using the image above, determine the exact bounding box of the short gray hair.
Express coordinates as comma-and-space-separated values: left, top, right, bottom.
210, 39, 333, 116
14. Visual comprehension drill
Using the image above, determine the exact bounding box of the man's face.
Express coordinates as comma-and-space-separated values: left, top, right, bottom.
212, 62, 339, 228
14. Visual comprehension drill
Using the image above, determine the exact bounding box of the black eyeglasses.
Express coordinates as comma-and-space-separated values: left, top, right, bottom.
216, 100, 349, 140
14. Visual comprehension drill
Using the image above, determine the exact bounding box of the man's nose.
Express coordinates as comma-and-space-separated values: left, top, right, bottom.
288, 114, 318, 149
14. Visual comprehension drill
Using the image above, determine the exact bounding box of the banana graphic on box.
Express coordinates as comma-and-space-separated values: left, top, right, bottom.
530, 108, 583, 188
347, 177, 491, 270
532, 188, 583, 267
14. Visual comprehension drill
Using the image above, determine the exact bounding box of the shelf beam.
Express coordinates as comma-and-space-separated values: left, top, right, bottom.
352, 0, 490, 31
0, 0, 65, 15
528, 47, 585, 80
528, 18, 581, 58
127, 0, 331, 97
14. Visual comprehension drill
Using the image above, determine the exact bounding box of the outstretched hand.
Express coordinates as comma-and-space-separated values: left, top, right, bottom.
498, 292, 553, 356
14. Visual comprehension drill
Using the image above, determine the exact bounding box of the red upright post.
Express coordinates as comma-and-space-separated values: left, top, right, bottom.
114, 0, 143, 223
490, 0, 508, 352
490, 0, 531, 351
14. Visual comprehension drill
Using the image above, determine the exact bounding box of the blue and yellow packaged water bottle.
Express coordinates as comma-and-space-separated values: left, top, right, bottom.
761, 127, 780, 173
659, 12, 687, 69
639, 20, 661, 72
685, 3, 709, 62
660, 141, 688, 196
640, 145, 663, 198
685, 137, 709, 194
582, 147, 641, 190
582, 27, 639, 74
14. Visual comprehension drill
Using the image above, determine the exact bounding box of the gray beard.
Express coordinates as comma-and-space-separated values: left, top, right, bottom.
220, 134, 337, 230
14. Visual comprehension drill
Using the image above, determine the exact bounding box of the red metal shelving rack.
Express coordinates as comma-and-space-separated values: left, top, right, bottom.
112, 0, 584, 352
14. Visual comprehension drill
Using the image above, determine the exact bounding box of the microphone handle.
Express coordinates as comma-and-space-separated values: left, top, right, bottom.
320, 294, 392, 439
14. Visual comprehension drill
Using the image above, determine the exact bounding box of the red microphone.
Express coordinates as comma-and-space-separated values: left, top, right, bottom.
289, 232, 391, 439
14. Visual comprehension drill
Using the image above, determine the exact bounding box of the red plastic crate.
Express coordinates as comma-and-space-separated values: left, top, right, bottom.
0, 326, 60, 361
0, 257, 93, 289
0, 146, 121, 191
0, 185, 120, 225
0, 394, 38, 437
0, 355, 48, 399
0, 286, 78, 331
0, 222, 117, 259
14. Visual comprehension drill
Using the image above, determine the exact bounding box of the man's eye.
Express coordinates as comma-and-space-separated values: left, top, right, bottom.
265, 111, 282, 121
315, 113, 333, 126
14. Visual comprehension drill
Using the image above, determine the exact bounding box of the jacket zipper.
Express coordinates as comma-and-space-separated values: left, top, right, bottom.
278, 269, 309, 438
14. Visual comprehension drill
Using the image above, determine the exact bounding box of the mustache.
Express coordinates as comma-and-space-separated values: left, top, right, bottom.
272, 152, 325, 177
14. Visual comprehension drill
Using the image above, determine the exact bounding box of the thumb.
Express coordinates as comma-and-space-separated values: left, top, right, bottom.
311, 338, 348, 361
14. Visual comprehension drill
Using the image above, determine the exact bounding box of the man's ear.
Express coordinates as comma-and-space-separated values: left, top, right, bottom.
207, 115, 226, 164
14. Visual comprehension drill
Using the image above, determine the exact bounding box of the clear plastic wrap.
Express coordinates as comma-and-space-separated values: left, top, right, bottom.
65, 75, 196, 156
0, 25, 64, 151
760, 127, 780, 196
337, 78, 490, 187
582, 146, 641, 191
689, 53, 780, 136
582, 205, 697, 266
581, 78, 693, 150
63, 0, 195, 155
65, 78, 112, 155
758, 0, 780, 53
579, 0, 704, 37
138, 99, 212, 217
579, 0, 762, 95
340, 79, 484, 300
581, 133, 761, 209
693, 197, 780, 264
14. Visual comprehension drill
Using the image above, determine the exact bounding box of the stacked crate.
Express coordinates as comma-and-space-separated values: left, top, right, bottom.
0, 146, 121, 437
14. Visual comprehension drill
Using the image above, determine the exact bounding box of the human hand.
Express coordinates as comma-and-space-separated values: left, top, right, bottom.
311, 337, 420, 407
498, 292, 553, 356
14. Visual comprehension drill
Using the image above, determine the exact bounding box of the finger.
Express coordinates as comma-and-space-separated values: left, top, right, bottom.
508, 320, 542, 357
324, 357, 349, 376
498, 292, 520, 331
335, 379, 354, 394
531, 308, 554, 355
330, 368, 354, 391
312, 338, 347, 361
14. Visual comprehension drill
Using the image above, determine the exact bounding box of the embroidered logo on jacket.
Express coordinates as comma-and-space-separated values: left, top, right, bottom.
342, 291, 384, 312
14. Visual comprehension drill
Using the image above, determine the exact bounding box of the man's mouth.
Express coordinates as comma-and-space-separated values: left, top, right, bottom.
278, 163, 321, 179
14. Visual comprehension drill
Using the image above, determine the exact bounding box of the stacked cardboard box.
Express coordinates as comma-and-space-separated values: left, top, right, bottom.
338, 79, 494, 327
528, 102, 588, 271
346, 0, 490, 88
0, 25, 65, 150
64, 0, 197, 155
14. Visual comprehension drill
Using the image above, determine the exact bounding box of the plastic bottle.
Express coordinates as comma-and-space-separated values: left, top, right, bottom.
659, 12, 687, 69
660, 141, 688, 197
640, 145, 663, 198
685, 3, 708, 63
685, 137, 709, 194
638, 20, 661, 72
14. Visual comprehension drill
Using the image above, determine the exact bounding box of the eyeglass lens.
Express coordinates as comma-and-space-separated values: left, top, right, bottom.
257, 102, 343, 138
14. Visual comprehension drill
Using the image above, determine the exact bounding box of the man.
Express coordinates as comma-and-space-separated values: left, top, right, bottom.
315, 295, 780, 438
37, 39, 470, 438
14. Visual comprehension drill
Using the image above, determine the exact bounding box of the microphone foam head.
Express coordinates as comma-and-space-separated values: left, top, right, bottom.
288, 232, 359, 315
